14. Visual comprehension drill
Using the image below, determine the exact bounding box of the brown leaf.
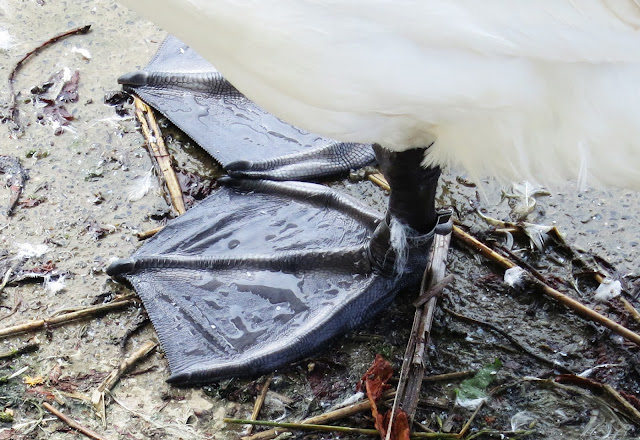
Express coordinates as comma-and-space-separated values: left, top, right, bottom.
361, 354, 393, 401
381, 410, 411, 440
360, 354, 394, 439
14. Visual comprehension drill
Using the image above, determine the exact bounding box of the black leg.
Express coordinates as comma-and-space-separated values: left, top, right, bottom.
373, 144, 441, 232
369, 144, 441, 275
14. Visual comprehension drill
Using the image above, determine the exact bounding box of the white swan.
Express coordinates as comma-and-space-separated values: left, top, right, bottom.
119, 0, 640, 189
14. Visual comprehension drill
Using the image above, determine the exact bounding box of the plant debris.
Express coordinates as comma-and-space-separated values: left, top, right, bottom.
0, 156, 28, 216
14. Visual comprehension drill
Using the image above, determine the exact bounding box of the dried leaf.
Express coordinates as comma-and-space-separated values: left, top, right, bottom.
360, 355, 396, 439
24, 375, 44, 386
381, 410, 411, 440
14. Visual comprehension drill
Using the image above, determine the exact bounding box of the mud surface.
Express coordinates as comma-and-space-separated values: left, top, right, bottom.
0, 1, 639, 439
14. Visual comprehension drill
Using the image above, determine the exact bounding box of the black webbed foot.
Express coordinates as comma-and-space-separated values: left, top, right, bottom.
118, 35, 375, 181
107, 178, 449, 385
111, 35, 450, 385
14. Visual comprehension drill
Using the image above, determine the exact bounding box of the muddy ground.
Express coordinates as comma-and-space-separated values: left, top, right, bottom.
0, 1, 639, 439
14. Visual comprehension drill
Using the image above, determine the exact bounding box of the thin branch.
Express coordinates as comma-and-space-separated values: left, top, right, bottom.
452, 225, 640, 347
392, 213, 453, 434
133, 97, 186, 215
229, 418, 460, 439
0, 342, 38, 360
0, 259, 21, 294
136, 225, 165, 240
228, 418, 379, 436
620, 297, 640, 325
444, 307, 573, 374
422, 371, 475, 382
42, 402, 107, 440
413, 274, 454, 308
368, 172, 390, 191
8, 25, 91, 126
91, 340, 158, 426
458, 400, 483, 438
0, 297, 135, 338
242, 390, 395, 440
245, 375, 272, 435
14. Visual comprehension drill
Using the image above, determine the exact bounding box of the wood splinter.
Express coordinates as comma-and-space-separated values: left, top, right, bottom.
91, 340, 158, 426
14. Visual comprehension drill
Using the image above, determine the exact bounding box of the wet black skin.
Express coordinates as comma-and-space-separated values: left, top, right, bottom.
107, 36, 448, 385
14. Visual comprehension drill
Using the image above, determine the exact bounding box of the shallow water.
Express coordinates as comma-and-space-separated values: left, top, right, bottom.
0, 1, 639, 439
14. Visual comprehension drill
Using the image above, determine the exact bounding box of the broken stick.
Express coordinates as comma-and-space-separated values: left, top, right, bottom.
453, 225, 640, 346
390, 211, 453, 436
0, 297, 135, 338
91, 340, 157, 426
133, 96, 186, 215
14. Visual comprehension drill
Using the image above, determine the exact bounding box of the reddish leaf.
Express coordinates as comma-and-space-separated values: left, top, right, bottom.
381, 410, 411, 440
361, 354, 393, 401
360, 354, 396, 439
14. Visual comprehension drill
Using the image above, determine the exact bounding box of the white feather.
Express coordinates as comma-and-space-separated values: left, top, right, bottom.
117, 0, 640, 188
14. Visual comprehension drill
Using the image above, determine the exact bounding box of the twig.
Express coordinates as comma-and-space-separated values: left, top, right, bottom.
0, 259, 21, 294
0, 294, 22, 323
464, 429, 536, 440
391, 212, 453, 434
368, 172, 390, 191
229, 418, 379, 436
42, 402, 107, 440
136, 225, 165, 240
0, 298, 135, 338
603, 384, 640, 425
133, 97, 186, 215
620, 297, 640, 325
524, 376, 637, 428
444, 307, 573, 374
0, 342, 38, 360
8, 25, 91, 126
91, 340, 157, 426
413, 274, 454, 308
422, 371, 475, 382
458, 400, 483, 438
452, 225, 640, 346
230, 418, 459, 438
555, 374, 640, 424
242, 390, 395, 440
245, 375, 272, 435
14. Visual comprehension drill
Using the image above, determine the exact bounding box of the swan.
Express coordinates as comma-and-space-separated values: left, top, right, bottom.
112, 0, 640, 383
118, 0, 640, 190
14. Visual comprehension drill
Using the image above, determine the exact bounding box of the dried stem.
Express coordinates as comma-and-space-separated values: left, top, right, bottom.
422, 371, 475, 382
91, 340, 158, 426
0, 298, 135, 338
0, 342, 38, 360
452, 225, 640, 346
242, 391, 395, 440
136, 225, 165, 240
620, 298, 640, 325
8, 25, 91, 126
42, 402, 106, 440
458, 401, 483, 438
245, 375, 273, 435
368, 172, 390, 191
391, 212, 453, 435
444, 307, 574, 374
231, 417, 460, 438
133, 97, 186, 215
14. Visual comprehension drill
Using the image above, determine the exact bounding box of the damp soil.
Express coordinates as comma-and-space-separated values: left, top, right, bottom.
0, 1, 639, 439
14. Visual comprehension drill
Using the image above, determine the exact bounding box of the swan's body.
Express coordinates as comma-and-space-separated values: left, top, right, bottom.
121, 0, 640, 188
